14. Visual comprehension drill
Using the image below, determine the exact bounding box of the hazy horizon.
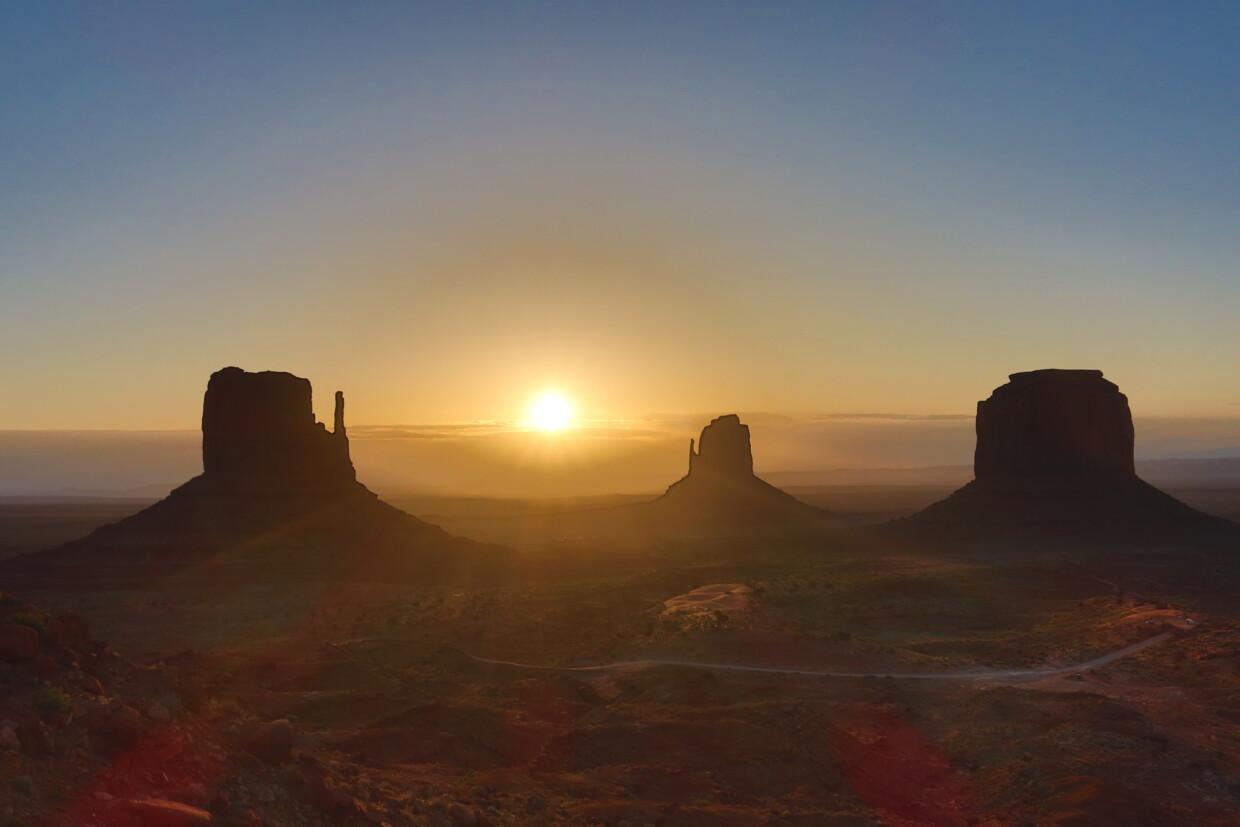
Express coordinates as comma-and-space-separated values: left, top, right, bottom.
6, 409, 1240, 499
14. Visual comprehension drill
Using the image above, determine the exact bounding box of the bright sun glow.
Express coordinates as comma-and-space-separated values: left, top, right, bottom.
528, 392, 574, 431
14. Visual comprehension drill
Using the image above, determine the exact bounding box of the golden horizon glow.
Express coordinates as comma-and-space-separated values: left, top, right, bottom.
528, 392, 574, 431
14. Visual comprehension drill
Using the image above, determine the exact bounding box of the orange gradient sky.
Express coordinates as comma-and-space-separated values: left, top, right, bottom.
3, 4, 1239, 486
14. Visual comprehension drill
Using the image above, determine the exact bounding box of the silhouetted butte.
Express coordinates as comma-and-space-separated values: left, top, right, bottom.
896, 369, 1233, 544
6, 367, 508, 584
201, 367, 355, 492
648, 414, 830, 528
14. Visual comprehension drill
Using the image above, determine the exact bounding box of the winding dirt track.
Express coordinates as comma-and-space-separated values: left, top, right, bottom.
471, 631, 1174, 683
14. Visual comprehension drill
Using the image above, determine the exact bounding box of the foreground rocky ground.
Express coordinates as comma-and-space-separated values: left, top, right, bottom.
6, 536, 1240, 827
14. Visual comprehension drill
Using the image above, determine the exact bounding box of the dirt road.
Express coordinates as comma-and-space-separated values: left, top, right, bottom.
472, 631, 1174, 683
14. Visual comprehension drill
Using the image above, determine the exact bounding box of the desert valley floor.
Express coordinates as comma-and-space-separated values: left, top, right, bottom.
3, 484, 1240, 827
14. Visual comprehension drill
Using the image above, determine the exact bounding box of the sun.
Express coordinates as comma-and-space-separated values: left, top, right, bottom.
528, 392, 574, 431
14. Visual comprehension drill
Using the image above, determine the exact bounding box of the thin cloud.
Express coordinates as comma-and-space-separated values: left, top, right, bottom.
350, 422, 514, 439
348, 420, 673, 441
812, 413, 973, 422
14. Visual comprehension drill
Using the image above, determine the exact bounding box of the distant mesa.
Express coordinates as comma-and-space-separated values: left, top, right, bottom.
973, 369, 1134, 482
896, 369, 1234, 543
647, 414, 831, 529
5, 367, 508, 584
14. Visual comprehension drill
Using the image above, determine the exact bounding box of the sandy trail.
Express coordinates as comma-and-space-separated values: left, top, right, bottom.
661, 583, 752, 615
471, 631, 1174, 683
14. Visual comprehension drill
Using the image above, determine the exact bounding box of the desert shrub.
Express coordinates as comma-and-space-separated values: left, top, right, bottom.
33, 683, 72, 715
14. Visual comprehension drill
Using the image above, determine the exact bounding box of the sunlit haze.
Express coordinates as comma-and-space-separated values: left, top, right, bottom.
528, 392, 574, 431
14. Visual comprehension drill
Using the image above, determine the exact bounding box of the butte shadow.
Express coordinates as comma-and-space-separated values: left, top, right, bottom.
2, 367, 511, 587
891, 369, 1238, 546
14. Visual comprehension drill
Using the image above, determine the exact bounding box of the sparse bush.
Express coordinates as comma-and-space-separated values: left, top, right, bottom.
33, 683, 72, 715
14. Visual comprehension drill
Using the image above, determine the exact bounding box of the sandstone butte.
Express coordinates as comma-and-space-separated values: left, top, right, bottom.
3, 367, 510, 586
896, 369, 1236, 544
649, 414, 831, 528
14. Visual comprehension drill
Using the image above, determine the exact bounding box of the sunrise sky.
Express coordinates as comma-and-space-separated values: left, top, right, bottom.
3, 3, 1240, 493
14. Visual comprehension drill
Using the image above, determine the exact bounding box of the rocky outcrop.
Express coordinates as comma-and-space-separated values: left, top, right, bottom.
6, 368, 509, 584
0, 591, 324, 827
0, 623, 39, 661
897, 370, 1232, 544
